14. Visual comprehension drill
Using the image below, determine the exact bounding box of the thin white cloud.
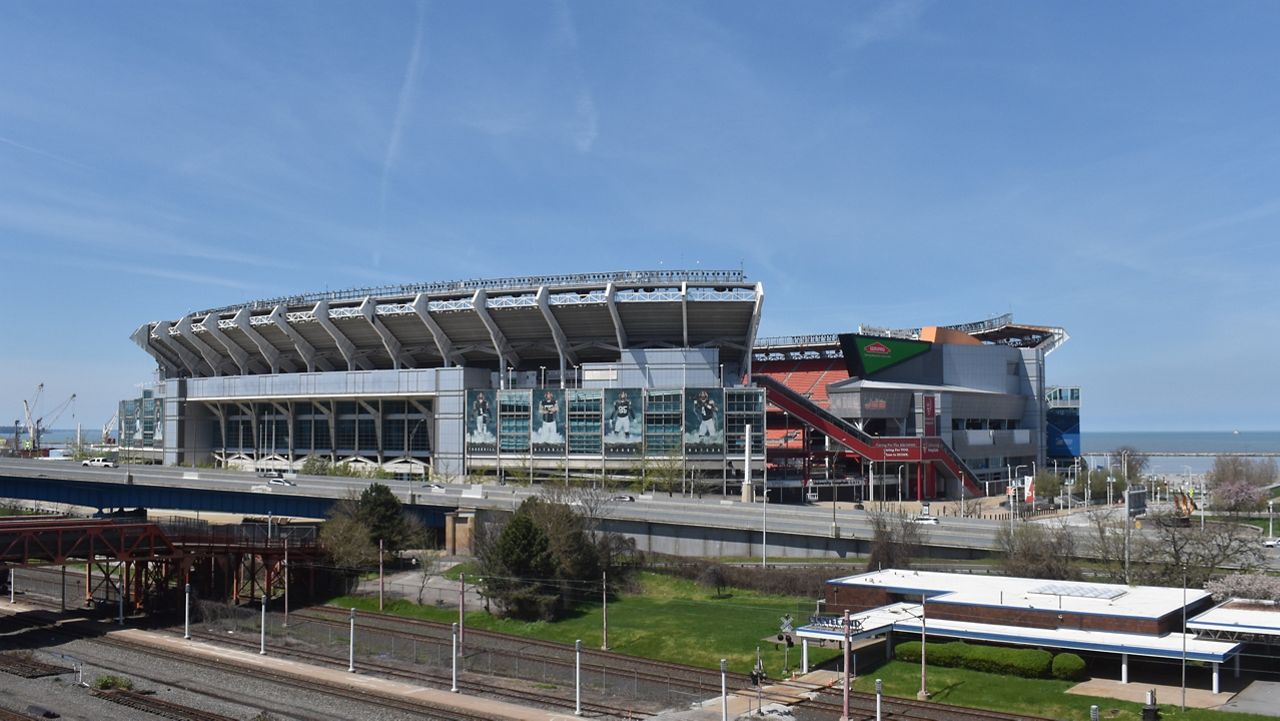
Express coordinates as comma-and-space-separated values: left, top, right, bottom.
380, 1, 429, 216
0, 134, 93, 171
555, 0, 598, 153
846, 0, 930, 51
574, 93, 598, 153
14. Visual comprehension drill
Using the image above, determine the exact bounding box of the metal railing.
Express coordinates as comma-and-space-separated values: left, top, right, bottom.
185, 269, 749, 318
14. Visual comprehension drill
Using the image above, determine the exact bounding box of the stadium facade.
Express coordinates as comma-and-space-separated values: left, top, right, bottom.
122, 269, 1075, 499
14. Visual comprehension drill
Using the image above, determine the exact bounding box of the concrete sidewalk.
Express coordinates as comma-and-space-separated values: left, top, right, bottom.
1067, 678, 1234, 709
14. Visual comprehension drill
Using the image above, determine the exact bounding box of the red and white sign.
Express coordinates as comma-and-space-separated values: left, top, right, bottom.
864, 342, 891, 355
1024, 477, 1036, 504
874, 439, 922, 461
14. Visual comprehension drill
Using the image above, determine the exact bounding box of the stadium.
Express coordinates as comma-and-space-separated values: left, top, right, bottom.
122, 269, 1077, 501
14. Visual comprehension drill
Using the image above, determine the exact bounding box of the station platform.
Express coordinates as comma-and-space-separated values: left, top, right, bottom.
677, 669, 840, 720
2, 601, 591, 721
112, 626, 582, 720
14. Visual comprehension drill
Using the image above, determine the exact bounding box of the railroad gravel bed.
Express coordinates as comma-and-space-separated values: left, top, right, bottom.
0, 630, 430, 721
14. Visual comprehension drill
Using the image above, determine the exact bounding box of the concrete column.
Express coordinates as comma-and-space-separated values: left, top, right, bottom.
1121, 653, 1128, 684
1213, 663, 1220, 694
801, 639, 809, 674
1234, 653, 1241, 678
886, 631, 894, 659
445, 512, 458, 555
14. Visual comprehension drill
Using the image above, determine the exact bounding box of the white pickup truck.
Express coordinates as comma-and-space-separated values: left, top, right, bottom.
81, 457, 117, 468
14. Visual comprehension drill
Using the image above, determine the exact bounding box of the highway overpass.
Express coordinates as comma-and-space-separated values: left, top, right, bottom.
0, 457, 1007, 559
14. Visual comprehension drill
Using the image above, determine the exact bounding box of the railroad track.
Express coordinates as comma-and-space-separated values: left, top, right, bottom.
0, 652, 71, 679
11, 570, 1049, 721
299, 605, 1048, 721
301, 604, 740, 687
187, 626, 637, 718
91, 689, 237, 721
0, 603, 496, 721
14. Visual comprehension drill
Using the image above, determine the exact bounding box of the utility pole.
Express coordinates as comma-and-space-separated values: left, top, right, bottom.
841, 610, 851, 721
601, 571, 609, 650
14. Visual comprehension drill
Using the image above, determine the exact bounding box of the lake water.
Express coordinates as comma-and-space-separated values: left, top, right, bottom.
1081, 431, 1280, 474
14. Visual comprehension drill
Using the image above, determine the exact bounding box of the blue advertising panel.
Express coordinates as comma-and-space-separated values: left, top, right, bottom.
466, 390, 497, 454
683, 387, 724, 455
603, 388, 643, 456
1046, 407, 1080, 459
531, 388, 566, 455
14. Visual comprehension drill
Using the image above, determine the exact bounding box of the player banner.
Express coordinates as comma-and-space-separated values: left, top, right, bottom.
465, 389, 497, 454
531, 388, 565, 455
603, 388, 642, 455
684, 387, 724, 455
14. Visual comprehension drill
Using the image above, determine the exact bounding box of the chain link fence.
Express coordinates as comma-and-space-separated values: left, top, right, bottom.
194, 599, 719, 711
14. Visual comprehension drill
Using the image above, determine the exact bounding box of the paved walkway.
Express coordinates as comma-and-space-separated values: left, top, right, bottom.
658, 670, 840, 720
1218, 680, 1280, 717
1067, 678, 1234, 709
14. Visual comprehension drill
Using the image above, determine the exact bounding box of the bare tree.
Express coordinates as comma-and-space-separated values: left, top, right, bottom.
1112, 445, 1150, 481
697, 563, 730, 598
865, 508, 926, 571
1130, 511, 1266, 588
411, 550, 442, 605
995, 520, 1081, 580
646, 449, 683, 497
1083, 508, 1129, 583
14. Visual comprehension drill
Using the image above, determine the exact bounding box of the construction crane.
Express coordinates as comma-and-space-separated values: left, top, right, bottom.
21, 383, 43, 452
102, 409, 119, 444
19, 385, 76, 454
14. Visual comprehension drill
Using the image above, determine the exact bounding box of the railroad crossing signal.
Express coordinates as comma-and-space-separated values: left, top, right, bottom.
779, 614, 793, 634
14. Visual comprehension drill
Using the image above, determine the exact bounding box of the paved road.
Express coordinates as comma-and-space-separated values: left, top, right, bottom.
2, 457, 1276, 565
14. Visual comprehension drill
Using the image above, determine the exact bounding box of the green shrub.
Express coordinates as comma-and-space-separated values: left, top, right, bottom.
893, 641, 1053, 679
1051, 652, 1087, 680
93, 674, 133, 690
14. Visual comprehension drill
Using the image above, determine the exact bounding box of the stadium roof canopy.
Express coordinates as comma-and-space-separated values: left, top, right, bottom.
133, 269, 763, 379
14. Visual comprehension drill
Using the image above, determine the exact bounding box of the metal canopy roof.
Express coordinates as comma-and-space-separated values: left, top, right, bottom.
133, 269, 763, 380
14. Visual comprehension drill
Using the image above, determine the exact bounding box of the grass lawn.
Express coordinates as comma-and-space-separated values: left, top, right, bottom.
331, 571, 839, 675
441, 561, 477, 581
854, 660, 1271, 721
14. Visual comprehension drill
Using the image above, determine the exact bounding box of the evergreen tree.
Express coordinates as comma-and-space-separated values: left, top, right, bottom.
357, 482, 412, 553
490, 507, 559, 619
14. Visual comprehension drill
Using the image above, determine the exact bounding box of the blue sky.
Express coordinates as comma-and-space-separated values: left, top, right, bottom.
1, 1, 1277, 432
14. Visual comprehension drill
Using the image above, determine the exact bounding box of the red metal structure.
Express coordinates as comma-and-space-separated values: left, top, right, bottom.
0, 517, 324, 612
753, 375, 983, 498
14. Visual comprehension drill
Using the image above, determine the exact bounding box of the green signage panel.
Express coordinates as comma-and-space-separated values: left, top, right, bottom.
838, 334, 932, 377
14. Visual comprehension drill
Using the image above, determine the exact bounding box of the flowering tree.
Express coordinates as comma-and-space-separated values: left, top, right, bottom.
1211, 480, 1267, 514
1205, 574, 1280, 603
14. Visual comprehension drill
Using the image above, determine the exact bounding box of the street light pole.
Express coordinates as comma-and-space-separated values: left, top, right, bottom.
897, 465, 905, 505
720, 659, 729, 721
348, 608, 357, 673
841, 610, 851, 721
917, 593, 929, 700
1269, 499, 1274, 539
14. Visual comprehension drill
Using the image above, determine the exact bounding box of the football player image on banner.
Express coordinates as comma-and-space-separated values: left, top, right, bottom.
465, 390, 497, 454
603, 388, 643, 455
683, 388, 724, 454
531, 388, 565, 454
